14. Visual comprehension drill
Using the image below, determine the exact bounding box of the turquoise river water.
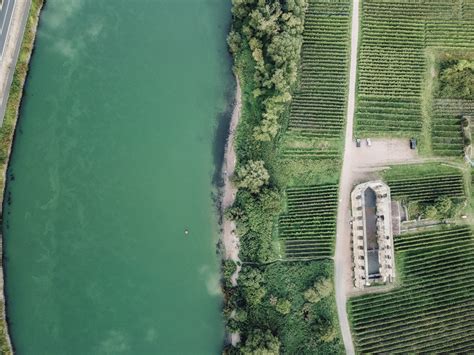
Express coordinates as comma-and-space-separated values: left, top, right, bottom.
3, 0, 233, 353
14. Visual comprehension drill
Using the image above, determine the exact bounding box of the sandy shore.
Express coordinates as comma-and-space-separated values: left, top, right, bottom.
221, 75, 241, 286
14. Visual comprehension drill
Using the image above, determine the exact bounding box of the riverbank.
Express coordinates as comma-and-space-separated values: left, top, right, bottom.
0, 0, 43, 353
223, 2, 348, 353
221, 75, 241, 285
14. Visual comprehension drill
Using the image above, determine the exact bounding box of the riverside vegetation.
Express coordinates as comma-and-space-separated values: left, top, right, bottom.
0, 0, 43, 353
223, 0, 349, 353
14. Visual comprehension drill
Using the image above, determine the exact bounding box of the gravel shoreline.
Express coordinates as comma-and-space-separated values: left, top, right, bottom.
220, 75, 241, 286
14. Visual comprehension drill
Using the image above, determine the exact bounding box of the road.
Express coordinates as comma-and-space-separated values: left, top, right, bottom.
0, 0, 31, 125
334, 0, 359, 354
0, 0, 16, 60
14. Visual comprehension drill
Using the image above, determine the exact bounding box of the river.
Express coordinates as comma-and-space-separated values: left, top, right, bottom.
3, 0, 232, 353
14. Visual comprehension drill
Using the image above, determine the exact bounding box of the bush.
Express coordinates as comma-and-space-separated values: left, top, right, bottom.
275, 299, 291, 315
438, 59, 474, 99
235, 160, 270, 194
222, 260, 238, 287
240, 329, 281, 355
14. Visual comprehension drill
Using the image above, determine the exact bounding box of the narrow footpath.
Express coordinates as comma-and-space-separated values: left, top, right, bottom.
334, 0, 359, 354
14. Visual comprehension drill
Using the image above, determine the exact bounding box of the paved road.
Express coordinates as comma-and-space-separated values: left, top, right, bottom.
0, 0, 15, 60
0, 0, 31, 125
334, 0, 359, 354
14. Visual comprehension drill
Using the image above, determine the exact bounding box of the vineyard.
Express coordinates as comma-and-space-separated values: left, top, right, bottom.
280, 135, 341, 161
349, 225, 474, 352
387, 172, 465, 203
278, 184, 338, 259
281, 147, 339, 160
287, 0, 351, 138
355, 0, 474, 136
431, 99, 474, 156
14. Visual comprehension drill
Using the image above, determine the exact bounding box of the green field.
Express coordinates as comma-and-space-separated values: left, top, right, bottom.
349, 225, 474, 353
355, 0, 474, 141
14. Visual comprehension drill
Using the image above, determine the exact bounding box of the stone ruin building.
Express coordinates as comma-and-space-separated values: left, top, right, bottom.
351, 181, 396, 289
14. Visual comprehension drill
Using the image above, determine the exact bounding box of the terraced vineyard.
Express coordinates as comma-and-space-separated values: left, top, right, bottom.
355, 0, 474, 136
278, 184, 338, 259
349, 225, 474, 353
287, 0, 351, 138
387, 172, 465, 203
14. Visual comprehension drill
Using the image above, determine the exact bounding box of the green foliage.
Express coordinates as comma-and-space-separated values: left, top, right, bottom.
240, 329, 281, 355
423, 205, 438, 219
229, 261, 344, 354
227, 30, 242, 55
229, 0, 307, 141
235, 189, 281, 262
226, 1, 345, 353
222, 260, 238, 287
407, 201, 422, 220
239, 266, 267, 307
275, 299, 291, 315
304, 278, 333, 303
438, 59, 474, 99
303, 288, 319, 303
407, 196, 462, 220
235, 160, 270, 194
434, 196, 453, 217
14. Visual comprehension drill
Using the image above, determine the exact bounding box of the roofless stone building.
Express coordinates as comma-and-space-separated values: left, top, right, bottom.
351, 181, 395, 289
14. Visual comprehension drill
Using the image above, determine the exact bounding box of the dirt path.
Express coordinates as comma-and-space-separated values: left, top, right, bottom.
221, 76, 241, 286
334, 0, 359, 353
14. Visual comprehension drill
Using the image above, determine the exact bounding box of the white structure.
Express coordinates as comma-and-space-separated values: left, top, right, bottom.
351, 181, 395, 289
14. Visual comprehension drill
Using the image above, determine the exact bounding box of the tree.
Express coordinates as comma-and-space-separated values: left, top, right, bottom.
241, 329, 281, 355
239, 267, 266, 306
222, 260, 237, 287
303, 288, 319, 303
235, 160, 270, 194
320, 323, 337, 343
439, 59, 474, 99
304, 278, 333, 303
253, 116, 279, 142
314, 278, 333, 298
424, 205, 439, 220
275, 299, 291, 315
435, 196, 453, 219
227, 30, 242, 54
